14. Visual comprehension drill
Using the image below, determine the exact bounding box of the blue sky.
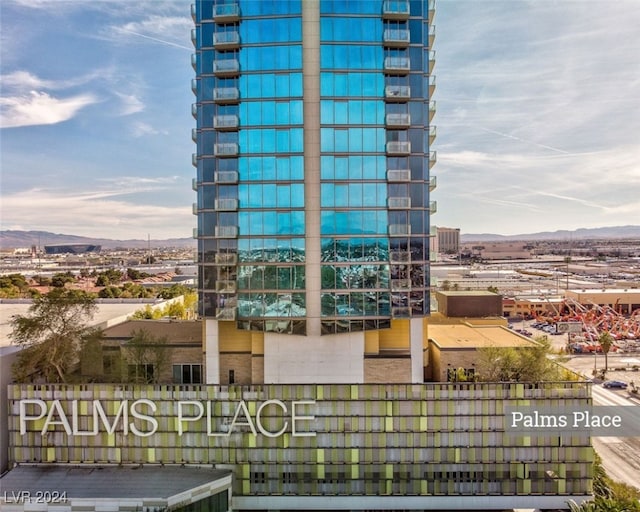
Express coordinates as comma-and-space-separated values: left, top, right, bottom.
1, 0, 639, 239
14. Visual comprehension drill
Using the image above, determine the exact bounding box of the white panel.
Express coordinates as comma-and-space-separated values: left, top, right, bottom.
264, 332, 364, 383
204, 319, 220, 384
410, 318, 424, 383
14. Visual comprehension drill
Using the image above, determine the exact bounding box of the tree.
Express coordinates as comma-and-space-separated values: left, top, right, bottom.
476, 337, 565, 382
598, 331, 614, 377
10, 289, 98, 383
50, 271, 75, 288
125, 329, 169, 384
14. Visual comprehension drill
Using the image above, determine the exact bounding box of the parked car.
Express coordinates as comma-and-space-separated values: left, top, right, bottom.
602, 380, 628, 389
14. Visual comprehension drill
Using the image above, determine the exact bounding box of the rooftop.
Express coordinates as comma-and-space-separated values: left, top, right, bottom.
0, 464, 231, 499
428, 324, 538, 349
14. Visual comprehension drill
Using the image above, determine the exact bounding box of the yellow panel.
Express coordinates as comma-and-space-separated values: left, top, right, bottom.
364, 330, 379, 354
378, 319, 410, 349
219, 321, 252, 352
251, 332, 264, 354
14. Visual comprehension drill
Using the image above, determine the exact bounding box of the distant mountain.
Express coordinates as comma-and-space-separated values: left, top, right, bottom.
0, 230, 196, 250
461, 225, 640, 242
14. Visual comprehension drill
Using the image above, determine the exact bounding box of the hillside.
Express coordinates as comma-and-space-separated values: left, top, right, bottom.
0, 230, 196, 250
460, 225, 640, 242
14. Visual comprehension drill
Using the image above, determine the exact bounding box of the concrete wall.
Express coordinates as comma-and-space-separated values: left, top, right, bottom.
363, 357, 411, 383
264, 332, 365, 383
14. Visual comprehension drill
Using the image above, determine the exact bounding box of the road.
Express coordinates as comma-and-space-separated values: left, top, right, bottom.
590, 385, 640, 491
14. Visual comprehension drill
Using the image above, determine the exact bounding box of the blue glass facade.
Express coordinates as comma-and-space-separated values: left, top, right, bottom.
193, 0, 436, 336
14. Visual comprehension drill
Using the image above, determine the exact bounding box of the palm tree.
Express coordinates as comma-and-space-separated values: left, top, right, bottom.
598, 331, 614, 378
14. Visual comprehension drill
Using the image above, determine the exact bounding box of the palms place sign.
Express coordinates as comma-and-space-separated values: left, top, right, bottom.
19, 399, 317, 438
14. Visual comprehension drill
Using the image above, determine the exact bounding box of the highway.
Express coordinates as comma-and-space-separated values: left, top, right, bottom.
590, 385, 640, 490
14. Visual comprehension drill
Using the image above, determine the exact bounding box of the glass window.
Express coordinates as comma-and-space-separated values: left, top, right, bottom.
291, 156, 304, 179
335, 101, 348, 124
321, 101, 334, 124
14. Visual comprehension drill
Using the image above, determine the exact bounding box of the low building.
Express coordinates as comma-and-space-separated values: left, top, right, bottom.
565, 288, 640, 315
435, 290, 502, 317
427, 323, 540, 381
84, 319, 204, 384
2, 382, 593, 511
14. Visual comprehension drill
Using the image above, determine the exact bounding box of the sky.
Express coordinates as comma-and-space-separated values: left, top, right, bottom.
1, 0, 639, 239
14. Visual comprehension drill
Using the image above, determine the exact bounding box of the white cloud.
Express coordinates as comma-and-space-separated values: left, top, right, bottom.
107, 15, 192, 51
114, 92, 145, 116
130, 121, 165, 137
0, 91, 98, 128
0, 187, 193, 240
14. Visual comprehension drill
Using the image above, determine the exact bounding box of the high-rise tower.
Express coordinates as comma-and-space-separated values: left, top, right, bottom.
192, 0, 436, 384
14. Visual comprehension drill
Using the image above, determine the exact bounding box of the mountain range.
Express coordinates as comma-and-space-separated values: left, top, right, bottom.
1, 226, 639, 250
0, 230, 195, 250
460, 225, 640, 242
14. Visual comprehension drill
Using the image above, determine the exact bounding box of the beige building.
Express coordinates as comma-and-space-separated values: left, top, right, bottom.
461, 242, 534, 260
436, 226, 460, 254
565, 288, 640, 315
427, 323, 539, 382
89, 319, 204, 384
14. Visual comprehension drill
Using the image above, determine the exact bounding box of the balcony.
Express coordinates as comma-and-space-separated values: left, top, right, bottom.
191, 128, 197, 142
429, 76, 436, 96
213, 87, 240, 103
192, 153, 197, 167
388, 197, 411, 209
192, 227, 198, 239
386, 141, 411, 155
385, 85, 410, 102
192, 178, 198, 191
389, 224, 411, 236
427, 50, 436, 74
428, 25, 436, 48
430, 225, 437, 237
191, 103, 198, 119
429, 125, 436, 144
191, 53, 197, 71
191, 3, 196, 21
213, 59, 239, 76
216, 280, 236, 293
191, 79, 198, 95
215, 226, 238, 238
391, 307, 411, 318
390, 250, 411, 263
214, 143, 238, 157
428, 0, 435, 24
192, 202, 198, 215
428, 100, 436, 122
216, 307, 236, 320
384, 57, 410, 74
387, 169, 411, 182
215, 252, 238, 265
214, 171, 238, 183
191, 28, 197, 47
213, 3, 240, 22
429, 150, 437, 168
215, 198, 238, 211
215, 171, 239, 183
383, 29, 410, 47
391, 279, 411, 291
382, 0, 410, 20
385, 113, 410, 128
429, 175, 437, 191
429, 201, 438, 213
214, 114, 239, 131
213, 31, 240, 49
